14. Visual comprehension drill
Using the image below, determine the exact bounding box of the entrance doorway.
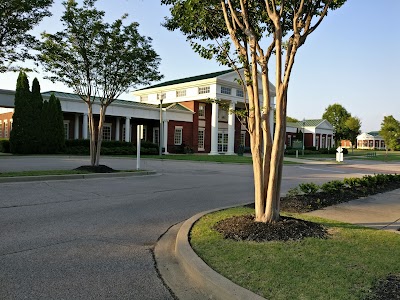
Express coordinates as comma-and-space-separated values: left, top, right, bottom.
218, 131, 228, 153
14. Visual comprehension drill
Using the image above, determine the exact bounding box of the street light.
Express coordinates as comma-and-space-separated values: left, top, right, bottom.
302, 118, 305, 156
158, 93, 165, 157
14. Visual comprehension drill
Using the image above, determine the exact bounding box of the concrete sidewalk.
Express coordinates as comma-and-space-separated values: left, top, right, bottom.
155, 189, 400, 300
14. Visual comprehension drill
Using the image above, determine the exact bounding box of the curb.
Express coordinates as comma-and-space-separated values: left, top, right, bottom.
160, 207, 265, 300
0, 170, 157, 183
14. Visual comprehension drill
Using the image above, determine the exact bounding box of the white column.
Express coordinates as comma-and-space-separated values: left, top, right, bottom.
209, 102, 219, 155
125, 117, 131, 142
82, 113, 88, 139
115, 117, 120, 141
227, 101, 235, 155
74, 114, 79, 139
163, 120, 169, 154
312, 133, 316, 147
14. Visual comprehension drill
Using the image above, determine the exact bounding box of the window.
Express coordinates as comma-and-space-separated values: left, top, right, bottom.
102, 124, 112, 141
218, 132, 228, 152
240, 132, 246, 146
140, 95, 148, 102
4, 121, 8, 138
0, 121, 2, 138
236, 89, 244, 97
64, 121, 70, 140
153, 127, 159, 145
176, 90, 186, 97
198, 86, 210, 94
198, 128, 205, 151
287, 135, 292, 147
198, 103, 205, 118
221, 86, 231, 95
218, 109, 227, 121
174, 126, 183, 145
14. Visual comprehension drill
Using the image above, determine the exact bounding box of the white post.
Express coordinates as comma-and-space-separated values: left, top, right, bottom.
137, 125, 143, 170
82, 113, 88, 139
227, 101, 235, 155
74, 114, 79, 139
115, 117, 120, 141
209, 102, 219, 155
163, 119, 169, 154
125, 117, 130, 142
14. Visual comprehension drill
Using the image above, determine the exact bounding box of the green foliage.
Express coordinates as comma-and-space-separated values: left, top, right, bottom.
30, 78, 44, 153
322, 103, 351, 146
343, 177, 362, 188
0, 139, 10, 153
298, 183, 319, 195
64, 140, 158, 155
9, 71, 31, 154
39, 0, 162, 166
286, 187, 300, 197
0, 0, 52, 72
344, 116, 361, 151
320, 180, 345, 193
380, 115, 400, 151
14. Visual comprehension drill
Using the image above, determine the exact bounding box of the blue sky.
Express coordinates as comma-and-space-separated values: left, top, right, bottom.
0, 0, 399, 132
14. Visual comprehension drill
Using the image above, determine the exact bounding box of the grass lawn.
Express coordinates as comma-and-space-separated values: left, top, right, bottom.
0, 169, 137, 177
138, 154, 300, 164
190, 207, 400, 300
288, 150, 400, 162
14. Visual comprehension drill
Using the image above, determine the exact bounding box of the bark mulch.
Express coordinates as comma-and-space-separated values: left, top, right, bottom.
213, 215, 328, 242
364, 274, 400, 300
74, 165, 116, 173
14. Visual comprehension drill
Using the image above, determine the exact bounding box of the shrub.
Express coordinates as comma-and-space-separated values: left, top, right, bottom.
342, 148, 348, 154
286, 187, 300, 197
321, 180, 345, 193
343, 177, 362, 188
0, 139, 10, 153
299, 183, 319, 195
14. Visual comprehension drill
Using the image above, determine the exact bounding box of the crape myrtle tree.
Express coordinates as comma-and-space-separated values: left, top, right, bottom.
162, 0, 346, 222
0, 0, 53, 72
322, 103, 351, 146
39, 0, 162, 166
380, 115, 400, 153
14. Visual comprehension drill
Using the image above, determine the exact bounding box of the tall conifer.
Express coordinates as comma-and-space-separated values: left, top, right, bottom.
31, 78, 44, 153
9, 71, 31, 153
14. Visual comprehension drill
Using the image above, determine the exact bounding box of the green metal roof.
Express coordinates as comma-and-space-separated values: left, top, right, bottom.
41, 91, 158, 109
136, 69, 233, 91
286, 119, 325, 128
368, 131, 381, 137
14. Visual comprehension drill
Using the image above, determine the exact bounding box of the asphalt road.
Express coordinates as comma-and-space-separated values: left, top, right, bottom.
0, 156, 398, 299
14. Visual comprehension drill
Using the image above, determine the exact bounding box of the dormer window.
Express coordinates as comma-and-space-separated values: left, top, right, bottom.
176, 90, 186, 97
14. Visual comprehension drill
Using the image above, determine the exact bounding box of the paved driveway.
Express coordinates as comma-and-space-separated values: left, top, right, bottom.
0, 156, 398, 299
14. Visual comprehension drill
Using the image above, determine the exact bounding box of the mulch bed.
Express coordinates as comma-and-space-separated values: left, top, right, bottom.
213, 215, 328, 242
364, 274, 400, 300
74, 165, 116, 173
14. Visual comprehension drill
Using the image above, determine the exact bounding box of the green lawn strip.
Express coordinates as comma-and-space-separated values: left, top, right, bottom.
136, 154, 300, 164
190, 207, 400, 300
0, 169, 138, 177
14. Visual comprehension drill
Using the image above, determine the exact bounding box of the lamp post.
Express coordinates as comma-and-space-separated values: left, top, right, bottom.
302, 118, 305, 156
158, 93, 165, 157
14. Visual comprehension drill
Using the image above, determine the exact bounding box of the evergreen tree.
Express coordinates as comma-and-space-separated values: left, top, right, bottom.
45, 93, 65, 153
40, 100, 50, 153
54, 95, 65, 152
9, 71, 31, 154
31, 78, 44, 153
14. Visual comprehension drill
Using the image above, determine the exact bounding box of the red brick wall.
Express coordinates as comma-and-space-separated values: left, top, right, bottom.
167, 120, 193, 153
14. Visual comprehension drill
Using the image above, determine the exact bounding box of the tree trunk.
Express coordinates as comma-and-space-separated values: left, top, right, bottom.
87, 104, 97, 167
95, 105, 107, 166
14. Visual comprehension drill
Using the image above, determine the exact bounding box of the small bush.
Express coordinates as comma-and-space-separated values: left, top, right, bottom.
286, 187, 301, 197
342, 148, 349, 154
299, 183, 319, 195
0, 139, 10, 153
321, 180, 345, 193
343, 177, 362, 188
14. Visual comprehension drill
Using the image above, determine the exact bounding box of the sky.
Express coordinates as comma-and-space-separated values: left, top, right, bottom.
0, 0, 399, 132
